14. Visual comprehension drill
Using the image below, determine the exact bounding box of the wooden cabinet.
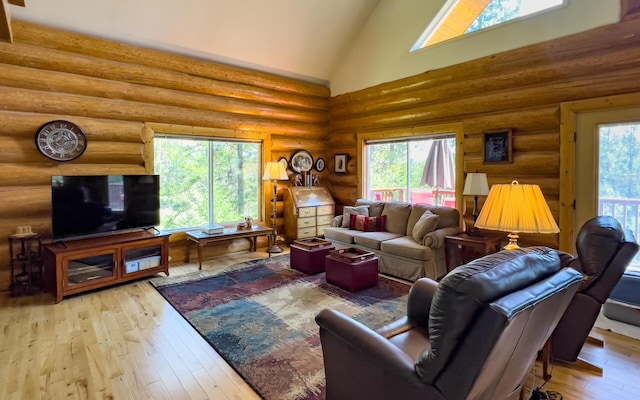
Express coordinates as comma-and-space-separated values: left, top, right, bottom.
283, 187, 335, 243
43, 231, 170, 303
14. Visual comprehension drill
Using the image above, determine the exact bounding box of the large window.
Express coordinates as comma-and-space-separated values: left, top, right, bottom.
364, 135, 456, 207
154, 135, 261, 230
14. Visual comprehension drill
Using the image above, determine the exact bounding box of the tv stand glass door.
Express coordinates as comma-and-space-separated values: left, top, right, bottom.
64, 249, 118, 287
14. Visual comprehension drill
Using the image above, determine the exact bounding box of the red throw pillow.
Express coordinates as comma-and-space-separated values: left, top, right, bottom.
350, 214, 387, 232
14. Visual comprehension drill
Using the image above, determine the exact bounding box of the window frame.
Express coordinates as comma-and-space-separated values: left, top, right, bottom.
144, 123, 272, 232
357, 123, 465, 213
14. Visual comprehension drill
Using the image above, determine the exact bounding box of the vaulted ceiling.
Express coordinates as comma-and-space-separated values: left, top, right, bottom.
4, 0, 382, 85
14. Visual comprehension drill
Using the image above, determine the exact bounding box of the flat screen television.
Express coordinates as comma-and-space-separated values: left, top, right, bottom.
51, 175, 160, 241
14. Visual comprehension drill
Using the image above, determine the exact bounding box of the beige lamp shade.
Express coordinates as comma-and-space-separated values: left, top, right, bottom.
263, 161, 289, 181
462, 173, 489, 196
474, 180, 559, 249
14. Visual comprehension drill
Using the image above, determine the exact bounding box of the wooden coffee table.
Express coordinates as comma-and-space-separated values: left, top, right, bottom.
186, 225, 273, 269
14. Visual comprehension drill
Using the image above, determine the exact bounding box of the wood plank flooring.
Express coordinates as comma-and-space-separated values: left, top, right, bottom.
1, 250, 639, 400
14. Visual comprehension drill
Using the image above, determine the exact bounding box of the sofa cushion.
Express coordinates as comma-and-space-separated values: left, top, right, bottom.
341, 205, 369, 228
350, 214, 387, 232
355, 199, 385, 217
408, 204, 460, 234
323, 227, 357, 244
381, 202, 412, 235
354, 231, 402, 250
381, 236, 433, 261
412, 211, 440, 243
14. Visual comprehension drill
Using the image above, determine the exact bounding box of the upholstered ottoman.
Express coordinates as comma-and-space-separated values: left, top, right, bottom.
325, 248, 379, 292
290, 238, 335, 275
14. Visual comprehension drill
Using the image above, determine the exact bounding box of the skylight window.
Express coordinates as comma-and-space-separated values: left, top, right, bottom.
411, 0, 565, 51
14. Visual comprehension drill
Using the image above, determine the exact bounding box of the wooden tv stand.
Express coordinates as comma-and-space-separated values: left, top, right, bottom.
43, 230, 170, 303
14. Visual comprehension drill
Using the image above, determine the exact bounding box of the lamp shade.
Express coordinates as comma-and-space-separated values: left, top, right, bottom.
462, 173, 489, 196
475, 181, 559, 234
262, 161, 289, 181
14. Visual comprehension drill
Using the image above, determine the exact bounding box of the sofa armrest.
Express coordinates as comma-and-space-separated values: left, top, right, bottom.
331, 215, 343, 227
422, 226, 462, 248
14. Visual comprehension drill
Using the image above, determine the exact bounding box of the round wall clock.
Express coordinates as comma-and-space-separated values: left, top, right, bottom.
35, 120, 87, 162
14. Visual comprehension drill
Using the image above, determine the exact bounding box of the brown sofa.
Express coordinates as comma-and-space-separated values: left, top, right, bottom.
315, 247, 583, 400
322, 199, 461, 281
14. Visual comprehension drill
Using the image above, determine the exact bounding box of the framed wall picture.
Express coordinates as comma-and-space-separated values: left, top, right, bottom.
314, 157, 325, 172
335, 154, 347, 173
290, 150, 314, 173
483, 129, 513, 164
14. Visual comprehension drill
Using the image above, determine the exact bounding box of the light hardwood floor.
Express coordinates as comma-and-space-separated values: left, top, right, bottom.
1, 250, 639, 400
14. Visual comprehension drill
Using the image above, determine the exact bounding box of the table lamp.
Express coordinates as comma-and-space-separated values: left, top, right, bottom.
462, 172, 489, 236
474, 180, 559, 250
263, 161, 289, 253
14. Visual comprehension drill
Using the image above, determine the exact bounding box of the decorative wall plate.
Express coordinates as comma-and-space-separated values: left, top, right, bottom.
290, 150, 314, 173
35, 120, 87, 162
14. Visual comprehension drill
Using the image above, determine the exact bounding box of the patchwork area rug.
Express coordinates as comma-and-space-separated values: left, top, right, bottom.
150, 255, 410, 400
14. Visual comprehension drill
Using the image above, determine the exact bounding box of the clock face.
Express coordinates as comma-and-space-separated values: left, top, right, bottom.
35, 120, 87, 162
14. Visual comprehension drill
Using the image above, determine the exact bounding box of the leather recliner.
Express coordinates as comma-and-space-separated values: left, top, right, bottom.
315, 247, 582, 400
549, 216, 639, 364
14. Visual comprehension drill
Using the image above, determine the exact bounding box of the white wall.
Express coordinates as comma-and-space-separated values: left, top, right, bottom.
330, 0, 621, 96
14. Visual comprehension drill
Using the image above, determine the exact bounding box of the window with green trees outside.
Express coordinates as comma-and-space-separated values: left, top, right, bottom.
154, 135, 261, 230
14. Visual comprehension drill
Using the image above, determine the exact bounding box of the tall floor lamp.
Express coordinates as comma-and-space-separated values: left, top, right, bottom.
263, 161, 289, 254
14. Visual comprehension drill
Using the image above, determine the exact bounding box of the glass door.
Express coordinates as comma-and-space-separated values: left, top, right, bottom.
576, 107, 640, 271
64, 250, 118, 288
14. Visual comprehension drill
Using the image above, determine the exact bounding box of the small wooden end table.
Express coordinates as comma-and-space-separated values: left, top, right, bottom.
445, 233, 504, 273
186, 225, 273, 269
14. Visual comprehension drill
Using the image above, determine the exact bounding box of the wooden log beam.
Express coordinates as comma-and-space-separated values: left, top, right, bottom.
0, 63, 328, 124
0, 86, 327, 138
331, 17, 640, 107
0, 163, 146, 186
465, 153, 559, 177
461, 106, 559, 134
331, 68, 640, 132
0, 186, 50, 218
0, 42, 328, 111
0, 110, 144, 142
270, 136, 326, 153
12, 20, 330, 98
331, 43, 640, 119
0, 138, 145, 165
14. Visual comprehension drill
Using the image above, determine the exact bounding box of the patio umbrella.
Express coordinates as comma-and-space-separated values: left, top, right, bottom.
421, 139, 455, 205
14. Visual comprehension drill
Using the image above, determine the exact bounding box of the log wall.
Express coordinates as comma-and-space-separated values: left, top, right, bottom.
327, 17, 640, 249
0, 21, 330, 292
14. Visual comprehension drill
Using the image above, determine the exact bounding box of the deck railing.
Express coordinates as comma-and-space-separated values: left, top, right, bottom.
368, 188, 456, 206
599, 197, 640, 269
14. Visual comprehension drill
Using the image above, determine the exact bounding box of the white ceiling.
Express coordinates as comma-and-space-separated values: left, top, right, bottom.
10, 0, 382, 86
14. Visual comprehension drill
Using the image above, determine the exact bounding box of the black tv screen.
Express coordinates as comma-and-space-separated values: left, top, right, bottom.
51, 175, 160, 240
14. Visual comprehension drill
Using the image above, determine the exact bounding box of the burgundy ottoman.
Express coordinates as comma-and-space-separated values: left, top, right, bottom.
290, 238, 335, 275
325, 248, 379, 292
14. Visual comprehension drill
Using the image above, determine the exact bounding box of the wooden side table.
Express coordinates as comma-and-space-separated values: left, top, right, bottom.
9, 233, 43, 296
445, 233, 504, 273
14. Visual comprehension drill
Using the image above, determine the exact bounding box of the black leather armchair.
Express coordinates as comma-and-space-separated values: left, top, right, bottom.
316, 247, 582, 400
546, 216, 638, 372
